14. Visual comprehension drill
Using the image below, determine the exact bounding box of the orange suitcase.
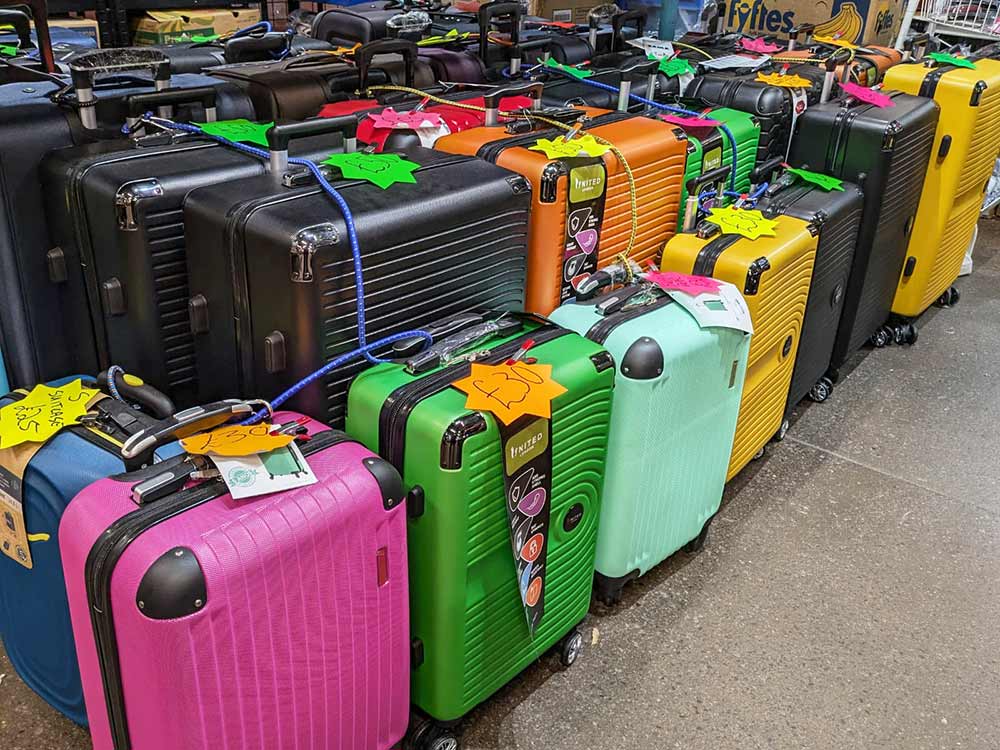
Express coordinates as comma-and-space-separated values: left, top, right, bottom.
432, 82, 689, 314
773, 44, 904, 87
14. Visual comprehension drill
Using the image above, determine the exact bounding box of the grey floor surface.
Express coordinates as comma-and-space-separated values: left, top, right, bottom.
3, 223, 998, 750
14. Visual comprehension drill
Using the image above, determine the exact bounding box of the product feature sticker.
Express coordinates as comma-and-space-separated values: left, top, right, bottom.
211, 442, 317, 500
661, 280, 754, 334
0, 380, 99, 449
628, 35, 674, 59
558, 157, 608, 300
0, 442, 44, 569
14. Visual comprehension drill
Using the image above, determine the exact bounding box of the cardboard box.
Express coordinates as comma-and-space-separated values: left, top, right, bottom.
528, 0, 595, 25
131, 7, 262, 45
44, 17, 101, 45
722, 0, 903, 46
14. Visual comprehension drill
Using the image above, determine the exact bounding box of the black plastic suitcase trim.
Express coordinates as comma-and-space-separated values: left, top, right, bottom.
585, 295, 674, 344
692, 234, 741, 277
84, 429, 351, 750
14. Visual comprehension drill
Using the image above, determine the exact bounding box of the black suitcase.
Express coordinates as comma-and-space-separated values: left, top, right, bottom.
182, 131, 531, 426
684, 62, 828, 162
39, 98, 355, 408
541, 56, 658, 113
159, 34, 333, 74
0, 48, 253, 390
789, 90, 939, 367
311, 1, 405, 47
753, 159, 864, 411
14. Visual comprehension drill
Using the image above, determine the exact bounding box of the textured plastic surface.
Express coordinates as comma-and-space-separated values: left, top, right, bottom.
346, 321, 613, 721
549, 296, 749, 580
884, 60, 1000, 316
61, 414, 409, 750
661, 215, 817, 479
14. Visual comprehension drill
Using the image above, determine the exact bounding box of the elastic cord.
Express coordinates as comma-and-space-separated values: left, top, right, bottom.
105, 365, 128, 403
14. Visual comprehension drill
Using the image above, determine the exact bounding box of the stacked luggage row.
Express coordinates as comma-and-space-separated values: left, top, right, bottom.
2, 4, 999, 748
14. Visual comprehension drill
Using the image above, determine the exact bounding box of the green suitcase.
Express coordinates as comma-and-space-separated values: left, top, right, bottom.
676, 107, 761, 231
346, 315, 614, 732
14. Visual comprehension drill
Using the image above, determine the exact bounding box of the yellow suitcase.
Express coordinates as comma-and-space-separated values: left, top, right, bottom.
660, 215, 818, 480
883, 58, 1000, 316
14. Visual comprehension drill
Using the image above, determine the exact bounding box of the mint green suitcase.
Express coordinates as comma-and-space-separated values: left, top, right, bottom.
550, 283, 750, 604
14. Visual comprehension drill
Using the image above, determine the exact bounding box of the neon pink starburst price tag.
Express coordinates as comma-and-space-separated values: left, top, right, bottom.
740, 37, 783, 53
646, 270, 723, 296
368, 108, 445, 129
839, 82, 895, 107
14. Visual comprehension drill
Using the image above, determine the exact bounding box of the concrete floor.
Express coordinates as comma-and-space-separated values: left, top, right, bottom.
3, 224, 999, 750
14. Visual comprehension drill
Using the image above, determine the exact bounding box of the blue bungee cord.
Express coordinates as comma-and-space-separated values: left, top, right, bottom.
544, 68, 741, 193
135, 115, 432, 420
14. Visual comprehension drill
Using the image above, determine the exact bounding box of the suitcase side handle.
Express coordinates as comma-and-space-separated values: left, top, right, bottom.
266, 116, 359, 173
610, 9, 645, 53
482, 81, 543, 126
355, 38, 420, 91
684, 165, 732, 231
125, 86, 219, 126
120, 400, 259, 459
0, 9, 34, 51
478, 1, 523, 64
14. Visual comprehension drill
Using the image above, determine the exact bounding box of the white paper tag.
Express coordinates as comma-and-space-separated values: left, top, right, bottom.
413, 121, 451, 148
700, 54, 770, 71
211, 442, 318, 500
664, 281, 754, 334
627, 36, 675, 59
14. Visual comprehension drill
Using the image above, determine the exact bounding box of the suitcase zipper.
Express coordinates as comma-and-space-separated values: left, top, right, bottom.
378, 324, 569, 469
585, 296, 674, 344
84, 429, 351, 750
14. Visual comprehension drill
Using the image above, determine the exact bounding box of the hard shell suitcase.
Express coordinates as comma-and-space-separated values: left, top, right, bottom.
40, 108, 357, 408
660, 212, 818, 479
159, 33, 334, 74
685, 62, 828, 163
882, 58, 1000, 317
754, 161, 864, 410
183, 124, 531, 426
0, 48, 253, 390
433, 82, 689, 314
789, 88, 938, 360
311, 1, 403, 46
346, 315, 614, 727
60, 403, 410, 750
0, 372, 178, 725
548, 281, 750, 603
773, 44, 904, 87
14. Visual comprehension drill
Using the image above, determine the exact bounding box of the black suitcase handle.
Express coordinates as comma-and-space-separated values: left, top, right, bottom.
121, 400, 260, 459
683, 165, 732, 230
126, 86, 219, 120
96, 369, 177, 419
478, 1, 522, 62
355, 38, 419, 90
266, 115, 360, 152
0, 8, 34, 51
483, 80, 543, 125
611, 9, 645, 52
786, 22, 815, 50
224, 32, 290, 63
751, 156, 786, 185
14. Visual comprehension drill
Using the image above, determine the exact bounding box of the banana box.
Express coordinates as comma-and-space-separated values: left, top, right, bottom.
723, 0, 903, 46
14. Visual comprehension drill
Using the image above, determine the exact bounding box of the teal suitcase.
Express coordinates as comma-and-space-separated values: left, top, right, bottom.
549, 281, 751, 604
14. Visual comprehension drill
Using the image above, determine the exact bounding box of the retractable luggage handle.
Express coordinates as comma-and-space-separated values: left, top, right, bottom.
355, 38, 420, 92
683, 165, 732, 232
125, 86, 219, 129
820, 56, 839, 103
902, 32, 930, 61
404, 315, 526, 373
588, 4, 619, 51
0, 9, 34, 52
391, 310, 489, 357
610, 9, 645, 54
750, 156, 786, 187
120, 400, 261, 459
615, 58, 658, 112
265, 115, 359, 174
574, 258, 644, 300
69, 49, 172, 130
478, 1, 522, 74
482, 81, 543, 126
786, 23, 815, 51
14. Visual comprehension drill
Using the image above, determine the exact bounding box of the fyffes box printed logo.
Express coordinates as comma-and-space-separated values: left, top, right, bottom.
726, 0, 796, 34
569, 165, 606, 203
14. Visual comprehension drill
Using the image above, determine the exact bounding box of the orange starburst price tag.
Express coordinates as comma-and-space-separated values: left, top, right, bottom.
452, 363, 568, 425
180, 424, 295, 457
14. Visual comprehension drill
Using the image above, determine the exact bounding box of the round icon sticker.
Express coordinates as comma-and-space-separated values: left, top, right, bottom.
517, 487, 547, 517
519, 563, 533, 597
525, 576, 543, 607
520, 532, 544, 563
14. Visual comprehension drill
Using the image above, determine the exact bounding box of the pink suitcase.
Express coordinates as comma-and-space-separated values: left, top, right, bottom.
60, 402, 410, 750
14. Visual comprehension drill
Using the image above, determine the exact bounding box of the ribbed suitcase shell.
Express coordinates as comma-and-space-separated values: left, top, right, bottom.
677, 107, 761, 230
789, 92, 938, 365
39, 133, 346, 408
346, 319, 613, 721
0, 379, 176, 725
183, 148, 530, 427
661, 215, 818, 479
685, 63, 827, 163
61, 417, 409, 750
433, 108, 688, 314
756, 180, 863, 413
311, 3, 399, 46
883, 60, 1000, 316
772, 46, 904, 87
548, 292, 749, 597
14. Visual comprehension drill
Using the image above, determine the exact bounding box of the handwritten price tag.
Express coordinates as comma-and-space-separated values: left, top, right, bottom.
180, 424, 294, 457
417, 28, 472, 46
925, 51, 977, 69
839, 81, 895, 107
756, 71, 813, 88
784, 165, 844, 191
646, 270, 722, 296
0, 380, 99, 449
529, 134, 609, 159
705, 206, 778, 240
368, 107, 444, 130
322, 152, 420, 189
199, 119, 274, 147
740, 37, 783, 53
452, 362, 568, 425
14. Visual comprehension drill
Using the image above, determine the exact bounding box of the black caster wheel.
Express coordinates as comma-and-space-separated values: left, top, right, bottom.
808, 377, 833, 403
937, 286, 960, 307
426, 732, 459, 750
870, 326, 892, 348
773, 418, 790, 442
559, 628, 584, 668
752, 446, 766, 461
408, 719, 459, 750
893, 322, 918, 346
683, 517, 712, 553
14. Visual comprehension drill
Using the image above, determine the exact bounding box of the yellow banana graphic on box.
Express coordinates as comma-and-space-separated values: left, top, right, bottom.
814, 3, 864, 44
